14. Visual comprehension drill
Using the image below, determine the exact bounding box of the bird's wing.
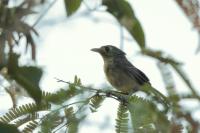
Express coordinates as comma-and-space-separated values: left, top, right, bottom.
115, 57, 150, 85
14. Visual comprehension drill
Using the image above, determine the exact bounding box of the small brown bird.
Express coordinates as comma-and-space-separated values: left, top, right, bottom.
91, 45, 150, 94
91, 45, 169, 106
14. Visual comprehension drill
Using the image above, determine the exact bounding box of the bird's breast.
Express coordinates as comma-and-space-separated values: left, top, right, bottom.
104, 63, 137, 93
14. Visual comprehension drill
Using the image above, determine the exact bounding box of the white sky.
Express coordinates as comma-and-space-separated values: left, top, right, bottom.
1, 0, 200, 132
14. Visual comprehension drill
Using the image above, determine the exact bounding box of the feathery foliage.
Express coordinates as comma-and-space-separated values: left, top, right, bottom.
128, 95, 170, 133
115, 103, 129, 133
0, 103, 50, 124
65, 107, 79, 133
40, 112, 62, 133
89, 94, 105, 113
14, 113, 39, 128
44, 76, 83, 104
21, 120, 38, 133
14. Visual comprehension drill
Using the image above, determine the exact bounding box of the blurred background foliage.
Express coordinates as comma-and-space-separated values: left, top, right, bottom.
0, 0, 199, 132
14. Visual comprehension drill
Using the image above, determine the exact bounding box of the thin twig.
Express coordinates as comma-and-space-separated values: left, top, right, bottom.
53, 122, 66, 133
54, 77, 99, 92
119, 24, 124, 50
196, 32, 200, 54
0, 84, 17, 108
33, 0, 58, 27
54, 77, 130, 103
38, 100, 87, 127
52, 100, 88, 133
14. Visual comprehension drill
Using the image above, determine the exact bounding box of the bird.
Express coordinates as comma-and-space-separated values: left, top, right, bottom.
91, 45, 169, 106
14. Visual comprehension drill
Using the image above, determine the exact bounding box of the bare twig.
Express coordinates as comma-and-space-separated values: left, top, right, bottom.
33, 0, 58, 27
2, 85, 17, 108
54, 77, 98, 92
119, 24, 124, 50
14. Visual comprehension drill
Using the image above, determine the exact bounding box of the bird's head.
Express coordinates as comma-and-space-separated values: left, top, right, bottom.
91, 45, 125, 58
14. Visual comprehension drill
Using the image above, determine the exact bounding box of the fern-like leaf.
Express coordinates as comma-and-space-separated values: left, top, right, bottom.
64, 107, 74, 118
40, 112, 63, 133
44, 76, 83, 104
65, 107, 79, 133
42, 91, 53, 99
73, 75, 81, 85
14, 113, 39, 127
128, 95, 170, 133
21, 120, 38, 133
0, 103, 51, 124
115, 103, 129, 133
45, 87, 83, 104
89, 95, 105, 113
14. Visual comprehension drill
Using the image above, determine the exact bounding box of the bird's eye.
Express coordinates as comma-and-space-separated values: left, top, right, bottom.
104, 46, 110, 53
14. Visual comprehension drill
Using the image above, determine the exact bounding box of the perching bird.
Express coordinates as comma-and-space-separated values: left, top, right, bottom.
91, 45, 169, 106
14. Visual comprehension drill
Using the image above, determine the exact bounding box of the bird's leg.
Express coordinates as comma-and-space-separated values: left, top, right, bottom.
113, 92, 129, 105
118, 96, 128, 105
117, 87, 140, 105
104, 90, 129, 104
105, 91, 111, 97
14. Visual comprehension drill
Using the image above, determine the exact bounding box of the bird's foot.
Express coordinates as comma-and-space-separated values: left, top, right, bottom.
118, 95, 128, 105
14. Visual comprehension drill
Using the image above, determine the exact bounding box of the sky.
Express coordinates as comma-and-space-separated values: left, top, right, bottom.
1, 0, 200, 132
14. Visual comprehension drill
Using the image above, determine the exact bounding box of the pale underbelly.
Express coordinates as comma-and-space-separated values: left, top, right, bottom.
105, 69, 138, 93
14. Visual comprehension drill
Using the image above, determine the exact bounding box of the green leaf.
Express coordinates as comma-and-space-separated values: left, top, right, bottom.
128, 96, 170, 132
89, 95, 105, 113
14, 66, 43, 104
46, 86, 83, 104
0, 123, 20, 133
18, 66, 43, 86
64, 0, 82, 16
74, 75, 81, 85
22, 121, 38, 133
7, 53, 19, 75
115, 103, 129, 133
64, 107, 79, 133
40, 112, 61, 133
102, 0, 145, 49
0, 103, 50, 124
7, 53, 43, 104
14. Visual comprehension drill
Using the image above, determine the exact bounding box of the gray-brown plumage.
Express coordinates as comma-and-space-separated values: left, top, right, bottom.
91, 45, 169, 107
91, 45, 150, 93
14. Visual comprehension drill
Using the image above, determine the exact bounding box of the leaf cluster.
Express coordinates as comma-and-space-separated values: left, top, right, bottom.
0, 76, 183, 132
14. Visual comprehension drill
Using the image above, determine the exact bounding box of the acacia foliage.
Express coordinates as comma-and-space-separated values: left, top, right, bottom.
0, 0, 200, 132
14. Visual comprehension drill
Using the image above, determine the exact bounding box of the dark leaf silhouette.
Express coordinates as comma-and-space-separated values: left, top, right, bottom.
102, 0, 145, 49
64, 0, 82, 16
0, 123, 20, 133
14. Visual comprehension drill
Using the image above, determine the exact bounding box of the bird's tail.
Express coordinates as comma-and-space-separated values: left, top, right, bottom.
141, 84, 170, 109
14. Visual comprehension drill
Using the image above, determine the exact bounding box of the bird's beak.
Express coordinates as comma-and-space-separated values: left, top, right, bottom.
91, 48, 101, 53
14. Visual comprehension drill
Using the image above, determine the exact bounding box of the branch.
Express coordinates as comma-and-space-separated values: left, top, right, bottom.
54, 77, 130, 103
33, 0, 58, 27
119, 24, 124, 50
